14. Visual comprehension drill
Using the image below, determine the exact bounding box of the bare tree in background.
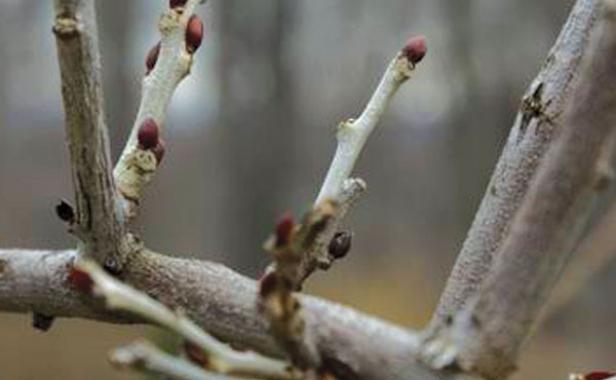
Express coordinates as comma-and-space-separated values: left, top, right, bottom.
0, 0, 615, 380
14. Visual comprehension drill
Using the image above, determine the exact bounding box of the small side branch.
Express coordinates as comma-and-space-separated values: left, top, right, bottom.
111, 340, 237, 380
53, 0, 126, 268
75, 259, 294, 380
114, 0, 204, 220
423, 2, 616, 377
315, 36, 426, 203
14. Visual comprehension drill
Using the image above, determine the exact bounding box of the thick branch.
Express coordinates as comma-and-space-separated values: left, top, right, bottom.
423, 2, 616, 377
53, 0, 126, 268
432, 0, 600, 325
0, 248, 455, 380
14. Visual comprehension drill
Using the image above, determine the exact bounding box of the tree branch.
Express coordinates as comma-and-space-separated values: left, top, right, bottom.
114, 0, 204, 220
315, 36, 426, 204
52, 0, 126, 269
0, 248, 452, 380
422, 2, 616, 377
431, 0, 600, 326
74, 258, 293, 379
110, 340, 243, 380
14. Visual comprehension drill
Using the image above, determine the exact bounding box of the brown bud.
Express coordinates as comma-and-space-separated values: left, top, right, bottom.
145, 42, 161, 75
55, 199, 75, 223
32, 312, 55, 332
185, 15, 204, 53
402, 35, 427, 64
259, 271, 279, 298
584, 372, 616, 380
137, 118, 159, 150
328, 231, 352, 259
152, 139, 166, 165
275, 213, 294, 247
183, 340, 209, 368
170, 0, 188, 8
67, 266, 93, 294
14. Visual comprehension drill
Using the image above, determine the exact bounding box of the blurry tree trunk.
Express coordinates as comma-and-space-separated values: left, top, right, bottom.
98, 1, 136, 158
217, 0, 297, 274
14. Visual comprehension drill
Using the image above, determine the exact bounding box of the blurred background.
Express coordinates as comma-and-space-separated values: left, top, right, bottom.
0, 0, 614, 379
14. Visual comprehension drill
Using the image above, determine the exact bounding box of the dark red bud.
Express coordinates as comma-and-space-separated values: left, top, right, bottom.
55, 199, 75, 223
275, 213, 294, 247
185, 15, 203, 53
328, 231, 352, 259
67, 266, 93, 294
152, 139, 166, 165
137, 118, 159, 150
402, 35, 427, 64
585, 372, 616, 380
259, 271, 279, 297
145, 42, 161, 75
170, 0, 188, 8
183, 340, 209, 368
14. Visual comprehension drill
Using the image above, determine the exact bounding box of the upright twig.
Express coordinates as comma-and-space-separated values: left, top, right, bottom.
315, 36, 426, 204
258, 37, 427, 371
114, 0, 205, 220
422, 2, 616, 377
432, 0, 600, 326
53, 0, 127, 269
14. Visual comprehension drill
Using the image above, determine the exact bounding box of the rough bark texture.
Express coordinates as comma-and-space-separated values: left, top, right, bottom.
437, 3, 616, 377
0, 248, 457, 380
53, 0, 126, 268
432, 0, 599, 325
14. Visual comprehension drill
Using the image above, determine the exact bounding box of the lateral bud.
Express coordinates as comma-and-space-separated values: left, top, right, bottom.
55, 199, 75, 223
145, 42, 161, 75
185, 15, 204, 53
137, 118, 160, 150
328, 231, 352, 259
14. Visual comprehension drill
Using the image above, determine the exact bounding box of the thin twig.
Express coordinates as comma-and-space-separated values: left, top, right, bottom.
315, 36, 426, 204
53, 0, 126, 269
75, 259, 295, 380
111, 340, 239, 380
114, 0, 205, 220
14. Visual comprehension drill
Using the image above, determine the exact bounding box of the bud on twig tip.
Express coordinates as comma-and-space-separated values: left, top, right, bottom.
186, 15, 204, 53
402, 35, 427, 65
